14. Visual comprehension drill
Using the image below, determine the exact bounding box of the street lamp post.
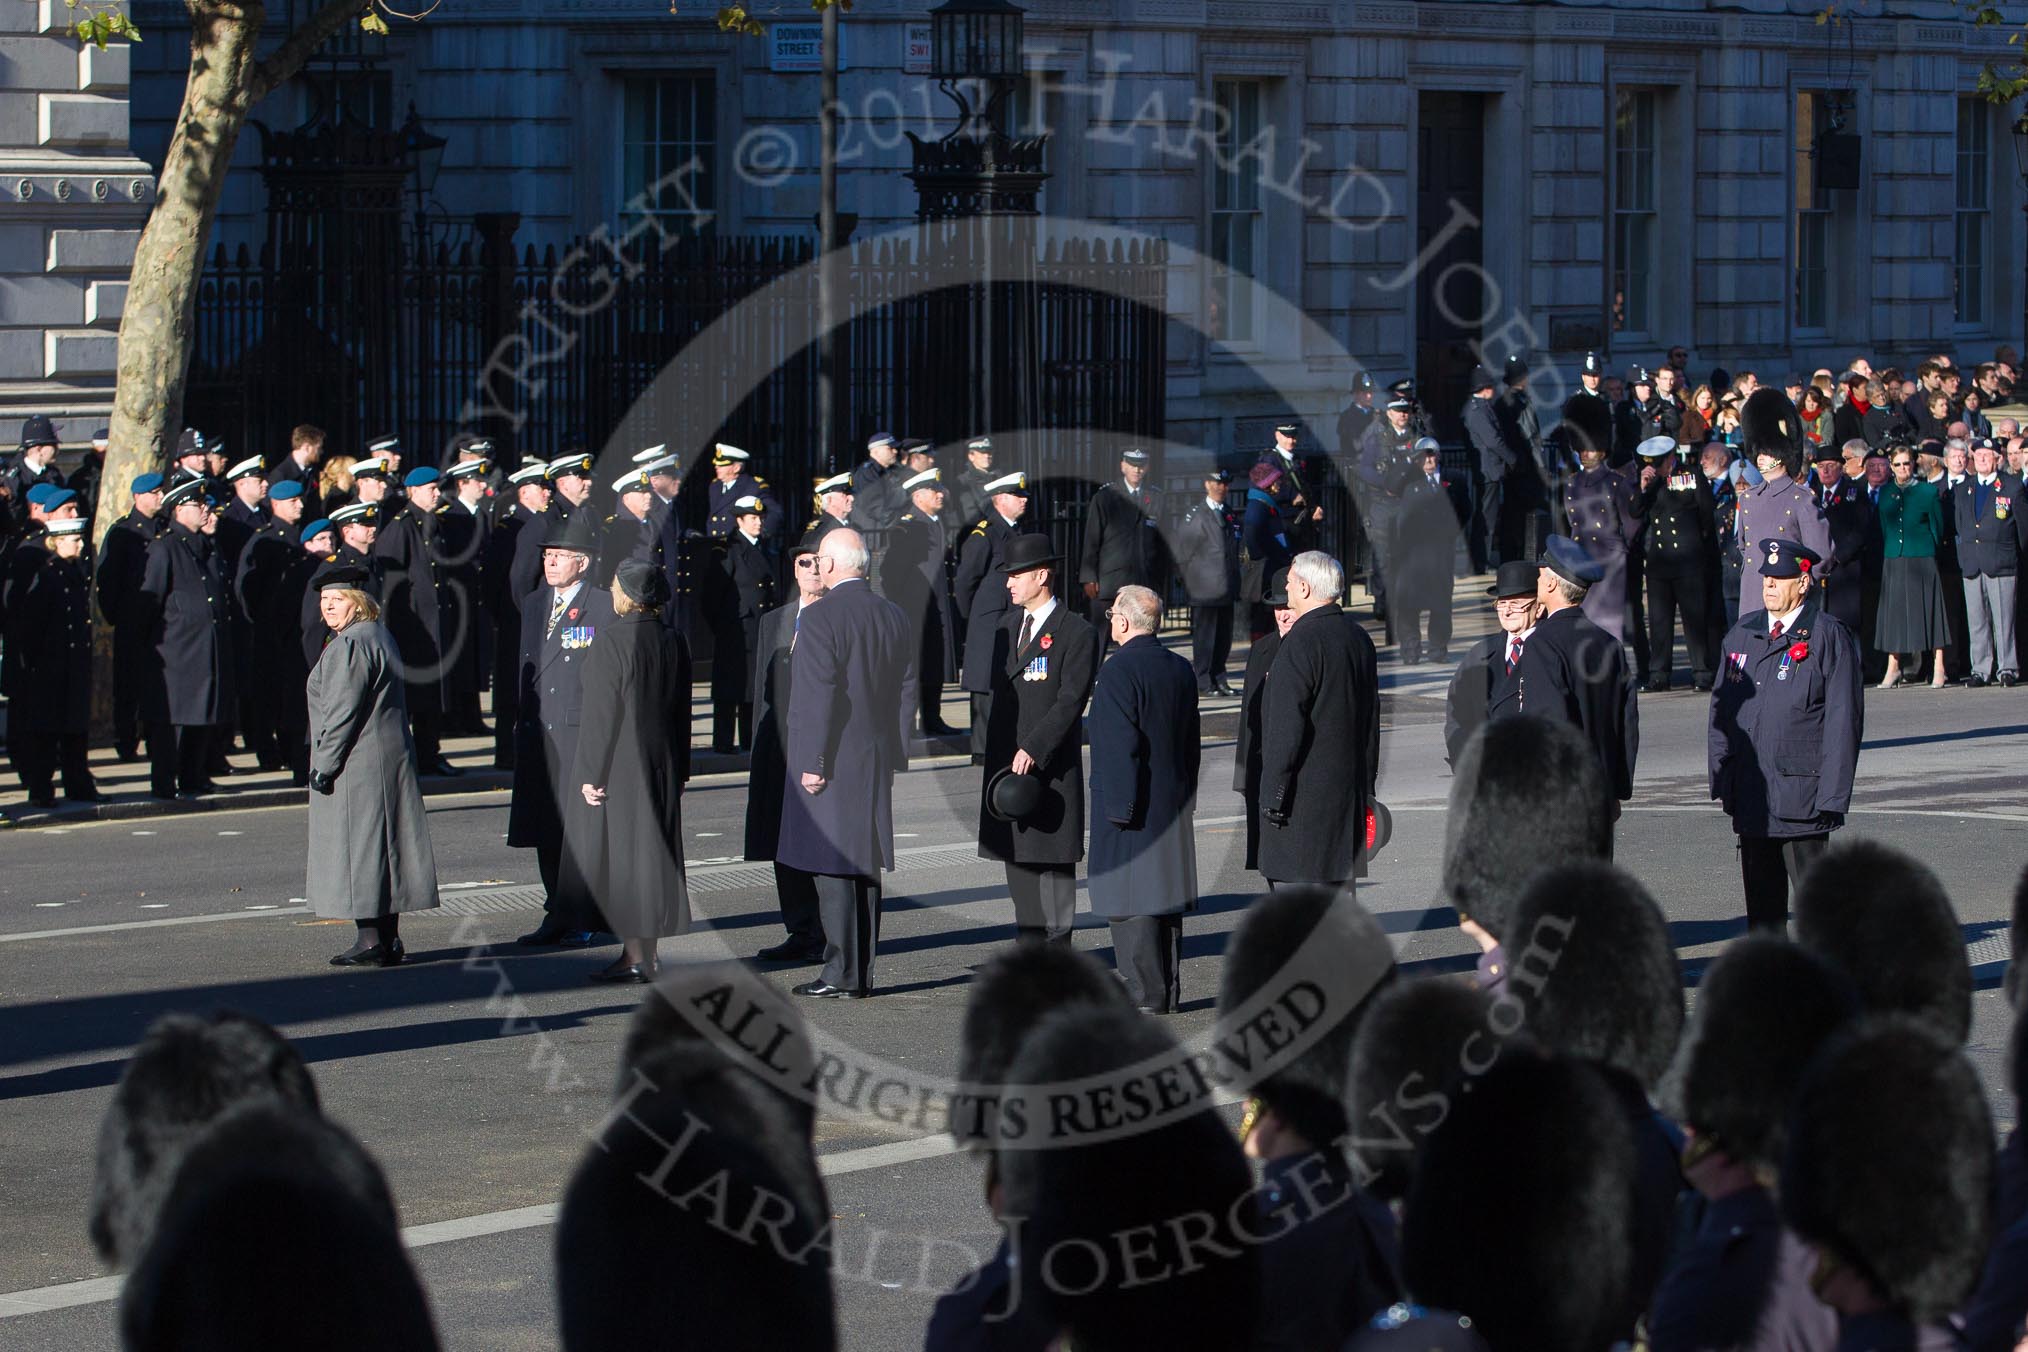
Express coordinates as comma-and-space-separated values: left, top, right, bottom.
2012, 110, 2028, 369
396, 102, 448, 263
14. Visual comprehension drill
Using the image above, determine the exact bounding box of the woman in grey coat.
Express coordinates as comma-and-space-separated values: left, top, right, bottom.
306, 567, 440, 967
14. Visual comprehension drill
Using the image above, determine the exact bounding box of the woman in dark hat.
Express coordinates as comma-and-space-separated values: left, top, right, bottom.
1241, 461, 1291, 637
571, 558, 694, 982
305, 566, 440, 967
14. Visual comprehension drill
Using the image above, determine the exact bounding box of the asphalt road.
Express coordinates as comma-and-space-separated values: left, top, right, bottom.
1, 664, 2024, 1350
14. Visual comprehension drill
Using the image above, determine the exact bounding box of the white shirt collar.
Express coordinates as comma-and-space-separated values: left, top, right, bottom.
1022, 595, 1058, 631
999, 512, 1021, 529
554, 580, 582, 608
1206, 496, 1222, 511
1769, 601, 1805, 634
1978, 473, 1998, 486
1506, 625, 1535, 653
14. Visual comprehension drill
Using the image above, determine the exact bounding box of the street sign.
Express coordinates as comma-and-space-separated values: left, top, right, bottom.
770, 23, 847, 72
904, 22, 932, 74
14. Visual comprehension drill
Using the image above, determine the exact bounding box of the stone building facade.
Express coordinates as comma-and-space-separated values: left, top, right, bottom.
114, 0, 2028, 453
0, 0, 154, 447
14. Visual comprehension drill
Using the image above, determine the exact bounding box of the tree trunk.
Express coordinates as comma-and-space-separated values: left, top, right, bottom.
96, 0, 264, 545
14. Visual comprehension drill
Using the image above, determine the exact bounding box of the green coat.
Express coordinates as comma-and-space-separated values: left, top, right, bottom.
1877, 479, 1944, 559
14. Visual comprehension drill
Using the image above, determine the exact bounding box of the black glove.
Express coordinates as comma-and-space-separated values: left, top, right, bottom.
1815, 810, 1844, 832
307, 770, 335, 796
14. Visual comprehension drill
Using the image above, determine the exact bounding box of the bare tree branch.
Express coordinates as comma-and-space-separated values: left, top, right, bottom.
248, 0, 367, 103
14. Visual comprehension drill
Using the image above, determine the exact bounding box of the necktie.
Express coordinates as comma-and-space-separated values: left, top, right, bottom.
1506, 638, 1523, 675
1429, 474, 1440, 489
1769, 620, 1785, 644
547, 589, 568, 639
1017, 612, 1034, 655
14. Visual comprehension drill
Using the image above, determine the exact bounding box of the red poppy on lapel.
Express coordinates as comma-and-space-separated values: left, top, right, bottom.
568, 607, 580, 621
1039, 635, 1053, 650
1788, 641, 1809, 663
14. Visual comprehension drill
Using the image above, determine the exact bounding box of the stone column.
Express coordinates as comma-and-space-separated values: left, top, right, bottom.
0, 3, 155, 450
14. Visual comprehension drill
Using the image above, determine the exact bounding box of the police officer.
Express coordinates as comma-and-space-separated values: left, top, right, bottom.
1336, 371, 1377, 463
1516, 535, 1639, 825
1077, 447, 1167, 628
803, 473, 855, 551
168, 427, 214, 499
1170, 468, 1241, 694
98, 472, 164, 761
1354, 393, 1419, 637
489, 460, 552, 768
4, 415, 66, 530
884, 467, 961, 737
1572, 349, 1610, 410
703, 443, 779, 540
138, 476, 235, 799
373, 466, 457, 776
1561, 395, 1644, 669
848, 430, 906, 538
1632, 435, 1719, 691
1616, 366, 1680, 467
952, 470, 1033, 759
1258, 422, 1322, 553
5, 516, 97, 805
1462, 365, 1508, 573
1396, 438, 1468, 664
706, 495, 775, 753
947, 436, 996, 532
1710, 538, 1862, 929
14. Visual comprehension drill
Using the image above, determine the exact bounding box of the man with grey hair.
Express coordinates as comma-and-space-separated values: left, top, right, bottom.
1087, 584, 1200, 1011
1514, 536, 1639, 828
1953, 438, 2027, 686
779, 528, 913, 997
1256, 551, 1380, 890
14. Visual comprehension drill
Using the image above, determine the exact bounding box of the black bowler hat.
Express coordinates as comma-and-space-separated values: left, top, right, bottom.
1487, 560, 1540, 598
1262, 566, 1291, 607
997, 534, 1060, 575
543, 513, 601, 557
984, 767, 1043, 822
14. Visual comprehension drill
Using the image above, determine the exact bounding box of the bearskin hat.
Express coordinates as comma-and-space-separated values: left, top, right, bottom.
1671, 934, 1858, 1170
950, 943, 1130, 1148
1560, 393, 1614, 459
998, 1003, 1258, 1352
118, 1103, 435, 1352
1401, 1050, 1638, 1352
1794, 841, 1971, 1044
620, 964, 820, 1135
89, 1011, 320, 1267
1503, 862, 1683, 1092
1217, 885, 1398, 1148
1780, 1016, 1993, 1323
560, 1045, 837, 1352
1442, 716, 1611, 943
1345, 976, 1504, 1201
1740, 387, 1805, 477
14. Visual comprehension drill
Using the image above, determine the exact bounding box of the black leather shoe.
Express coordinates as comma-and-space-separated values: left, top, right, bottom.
518, 919, 571, 945
27, 792, 57, 809
756, 940, 825, 963
921, 723, 965, 739
556, 930, 605, 949
1642, 680, 1670, 695
115, 743, 140, 763
422, 757, 462, 777
331, 936, 403, 967
2001, 672, 2019, 688
793, 980, 868, 999
1968, 674, 1990, 688
64, 788, 104, 804
591, 961, 655, 984
1215, 681, 1236, 697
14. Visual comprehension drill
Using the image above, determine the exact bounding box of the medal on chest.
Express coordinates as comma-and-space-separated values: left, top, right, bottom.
561, 625, 595, 650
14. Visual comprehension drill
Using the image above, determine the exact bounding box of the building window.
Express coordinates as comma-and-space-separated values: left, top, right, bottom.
1794, 92, 1832, 332
1208, 80, 1262, 344
1611, 89, 1657, 335
1956, 97, 1990, 327
621, 75, 716, 232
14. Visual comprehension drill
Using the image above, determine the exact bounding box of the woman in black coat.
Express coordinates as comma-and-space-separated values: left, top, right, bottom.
1233, 571, 1291, 871
572, 559, 694, 983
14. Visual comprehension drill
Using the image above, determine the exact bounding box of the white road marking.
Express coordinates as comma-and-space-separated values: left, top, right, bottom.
0, 1132, 970, 1319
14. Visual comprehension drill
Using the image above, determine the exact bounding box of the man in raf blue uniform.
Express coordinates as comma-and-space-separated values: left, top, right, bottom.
702, 443, 780, 541
1515, 535, 1639, 827
1709, 538, 1862, 930
952, 470, 1033, 760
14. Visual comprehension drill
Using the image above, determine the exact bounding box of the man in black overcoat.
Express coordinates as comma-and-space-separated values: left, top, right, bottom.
1170, 468, 1241, 695
1442, 561, 1541, 768
980, 534, 1100, 943
1808, 442, 1874, 643
137, 477, 235, 799
437, 457, 493, 736
1710, 539, 1862, 929
1256, 551, 1379, 890
1514, 535, 1640, 828
1233, 569, 1289, 872
232, 478, 305, 770
96, 471, 164, 761
952, 471, 1033, 759
778, 529, 913, 998
745, 542, 827, 964
704, 496, 776, 753
487, 461, 551, 767
373, 467, 457, 776
260, 518, 334, 785
883, 468, 961, 738
1077, 448, 1167, 627
509, 514, 613, 947
1394, 439, 1469, 663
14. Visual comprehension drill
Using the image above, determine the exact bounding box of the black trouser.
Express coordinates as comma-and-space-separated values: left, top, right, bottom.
493, 632, 520, 768
410, 705, 443, 768
1494, 484, 1534, 566
1365, 500, 1399, 628
774, 861, 823, 950
1738, 834, 1829, 931
1006, 863, 1077, 943
1109, 914, 1182, 1012
1190, 602, 1234, 690
112, 632, 143, 752
916, 617, 949, 731
815, 871, 882, 991
969, 693, 990, 756
147, 722, 214, 796
1476, 476, 1502, 572
713, 701, 753, 753
1646, 564, 1716, 685
1398, 580, 1451, 656
11, 729, 92, 799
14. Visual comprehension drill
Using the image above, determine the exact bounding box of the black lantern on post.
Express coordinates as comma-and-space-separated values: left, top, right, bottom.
2014, 108, 2028, 366
396, 102, 448, 260
909, 0, 1047, 219
929, 0, 1023, 134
